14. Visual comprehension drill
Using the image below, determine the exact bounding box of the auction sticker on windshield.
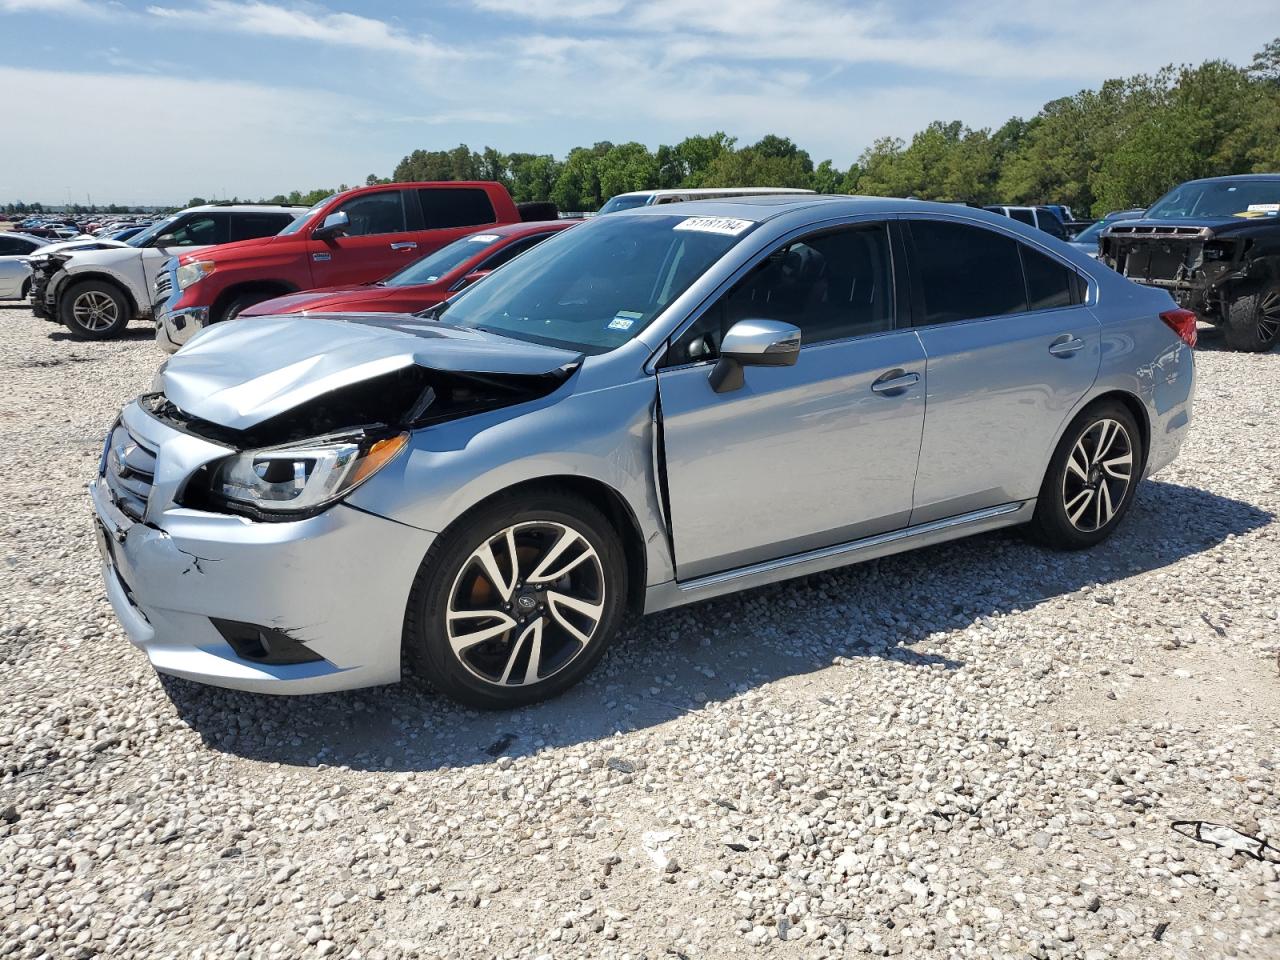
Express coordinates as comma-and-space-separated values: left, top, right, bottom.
673, 217, 754, 236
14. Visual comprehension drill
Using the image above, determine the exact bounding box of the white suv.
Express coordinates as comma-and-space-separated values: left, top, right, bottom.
28, 204, 304, 339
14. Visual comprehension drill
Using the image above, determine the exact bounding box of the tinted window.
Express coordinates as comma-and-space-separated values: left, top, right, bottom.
668, 225, 894, 365
477, 233, 554, 271
0, 236, 38, 255
1021, 245, 1075, 311
597, 194, 652, 214
156, 214, 228, 247
230, 212, 295, 242
1036, 209, 1067, 239
1009, 208, 1035, 225
336, 192, 407, 236
418, 188, 496, 229
910, 220, 1027, 324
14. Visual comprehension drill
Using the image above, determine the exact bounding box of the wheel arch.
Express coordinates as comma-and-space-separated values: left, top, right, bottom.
1057, 388, 1152, 478
210, 280, 299, 323
438, 475, 649, 617
58, 270, 139, 314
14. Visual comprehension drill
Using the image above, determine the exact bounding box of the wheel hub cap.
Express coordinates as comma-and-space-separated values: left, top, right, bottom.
1061, 418, 1133, 533
446, 521, 605, 688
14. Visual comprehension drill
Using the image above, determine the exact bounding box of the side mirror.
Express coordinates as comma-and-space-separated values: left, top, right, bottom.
709, 319, 801, 393
312, 210, 349, 241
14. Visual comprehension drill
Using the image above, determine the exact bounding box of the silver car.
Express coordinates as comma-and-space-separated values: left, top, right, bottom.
0, 232, 49, 299
92, 197, 1195, 707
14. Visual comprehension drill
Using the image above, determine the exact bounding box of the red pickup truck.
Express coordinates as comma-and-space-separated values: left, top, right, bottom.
155, 181, 552, 352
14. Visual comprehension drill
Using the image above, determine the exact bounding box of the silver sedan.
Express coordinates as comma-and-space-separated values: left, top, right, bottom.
92, 197, 1195, 707
0, 232, 48, 299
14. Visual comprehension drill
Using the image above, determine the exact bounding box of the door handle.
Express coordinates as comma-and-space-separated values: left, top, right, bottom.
870, 369, 920, 394
1048, 335, 1085, 356
390, 242, 418, 251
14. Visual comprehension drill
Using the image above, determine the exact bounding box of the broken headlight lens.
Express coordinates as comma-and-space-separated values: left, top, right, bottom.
206, 432, 408, 517
175, 260, 216, 290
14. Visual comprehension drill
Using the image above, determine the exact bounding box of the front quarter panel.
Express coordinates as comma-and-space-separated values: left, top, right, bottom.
345, 373, 674, 586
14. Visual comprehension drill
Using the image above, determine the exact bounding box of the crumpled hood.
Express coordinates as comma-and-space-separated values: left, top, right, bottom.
32, 237, 130, 258
240, 285, 398, 317
160, 313, 581, 430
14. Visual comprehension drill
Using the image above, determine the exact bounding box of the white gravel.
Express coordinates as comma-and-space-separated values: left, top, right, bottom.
1, 306, 1278, 960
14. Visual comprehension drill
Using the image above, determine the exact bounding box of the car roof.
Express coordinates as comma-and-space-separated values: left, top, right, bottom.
618, 193, 1014, 223
184, 204, 308, 214
473, 219, 578, 238
611, 187, 816, 199
1177, 173, 1280, 185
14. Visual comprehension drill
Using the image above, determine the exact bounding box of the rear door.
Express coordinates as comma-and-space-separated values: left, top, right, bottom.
308, 189, 420, 287
413, 187, 502, 259
902, 217, 1099, 524
656, 221, 928, 580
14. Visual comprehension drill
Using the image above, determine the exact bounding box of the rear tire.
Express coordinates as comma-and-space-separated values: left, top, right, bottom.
1223, 286, 1280, 352
1029, 401, 1143, 550
60, 280, 131, 340
403, 490, 628, 709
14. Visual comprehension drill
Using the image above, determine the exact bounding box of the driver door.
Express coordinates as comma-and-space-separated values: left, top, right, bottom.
656, 222, 927, 580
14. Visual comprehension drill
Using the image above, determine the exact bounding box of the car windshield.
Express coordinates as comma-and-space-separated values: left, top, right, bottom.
126, 215, 178, 247
383, 233, 501, 287
1072, 219, 1111, 244
277, 196, 335, 235
1145, 180, 1280, 220
434, 214, 751, 353
597, 194, 653, 215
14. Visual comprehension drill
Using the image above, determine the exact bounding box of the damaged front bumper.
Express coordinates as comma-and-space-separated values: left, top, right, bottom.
90, 402, 436, 694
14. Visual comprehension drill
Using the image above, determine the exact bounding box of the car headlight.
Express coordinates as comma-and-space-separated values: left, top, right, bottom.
176, 260, 216, 290
198, 431, 409, 519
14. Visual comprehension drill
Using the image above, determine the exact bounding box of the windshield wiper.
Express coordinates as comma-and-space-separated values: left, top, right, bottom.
414, 300, 450, 321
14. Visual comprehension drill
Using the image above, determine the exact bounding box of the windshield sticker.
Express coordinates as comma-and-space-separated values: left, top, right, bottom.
468, 234, 500, 242
1246, 203, 1279, 213
673, 216, 754, 236
608, 310, 643, 331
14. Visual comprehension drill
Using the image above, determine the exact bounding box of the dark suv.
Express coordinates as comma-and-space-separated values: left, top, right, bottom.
1099, 174, 1280, 352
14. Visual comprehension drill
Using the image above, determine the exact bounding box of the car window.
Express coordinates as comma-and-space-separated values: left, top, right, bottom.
230, 212, 296, 242
156, 214, 228, 247
667, 224, 894, 365
1036, 209, 1067, 239
435, 214, 747, 354
909, 220, 1027, 325
417, 188, 496, 229
335, 192, 408, 237
476, 233, 554, 272
1009, 208, 1036, 226
597, 194, 653, 214
1021, 245, 1075, 311
0, 236, 36, 255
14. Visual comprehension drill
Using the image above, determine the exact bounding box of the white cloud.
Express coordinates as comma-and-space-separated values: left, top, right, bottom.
0, 0, 110, 15
473, 0, 626, 17
0, 66, 392, 204
145, 1, 457, 59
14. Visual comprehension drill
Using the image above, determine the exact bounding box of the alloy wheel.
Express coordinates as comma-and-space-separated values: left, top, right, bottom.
1258, 289, 1280, 345
446, 521, 605, 688
1061, 418, 1133, 533
72, 291, 120, 331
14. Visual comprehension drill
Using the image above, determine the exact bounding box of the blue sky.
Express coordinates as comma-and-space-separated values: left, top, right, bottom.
1, 0, 1272, 205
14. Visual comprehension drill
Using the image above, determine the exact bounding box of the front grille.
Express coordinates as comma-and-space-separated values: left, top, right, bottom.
154, 269, 172, 303
103, 423, 157, 522
1107, 224, 1212, 239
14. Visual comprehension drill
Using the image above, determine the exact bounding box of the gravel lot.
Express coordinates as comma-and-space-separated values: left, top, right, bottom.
1, 305, 1278, 960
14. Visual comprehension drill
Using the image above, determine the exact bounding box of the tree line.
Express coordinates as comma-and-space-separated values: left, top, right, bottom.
370, 40, 1280, 218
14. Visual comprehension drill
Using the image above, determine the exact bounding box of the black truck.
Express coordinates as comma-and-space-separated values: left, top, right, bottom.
1099, 174, 1280, 352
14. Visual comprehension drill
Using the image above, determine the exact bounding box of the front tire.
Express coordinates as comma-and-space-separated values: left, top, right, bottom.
1030, 401, 1143, 550
1223, 286, 1280, 352
60, 280, 131, 339
216, 292, 274, 324
404, 490, 628, 709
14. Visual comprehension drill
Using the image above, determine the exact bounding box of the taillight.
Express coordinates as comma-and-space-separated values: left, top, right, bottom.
1160, 308, 1198, 348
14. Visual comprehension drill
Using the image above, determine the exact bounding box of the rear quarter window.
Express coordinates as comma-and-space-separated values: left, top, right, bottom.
419, 189, 497, 229
230, 213, 296, 242
909, 220, 1028, 324
1021, 245, 1076, 311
